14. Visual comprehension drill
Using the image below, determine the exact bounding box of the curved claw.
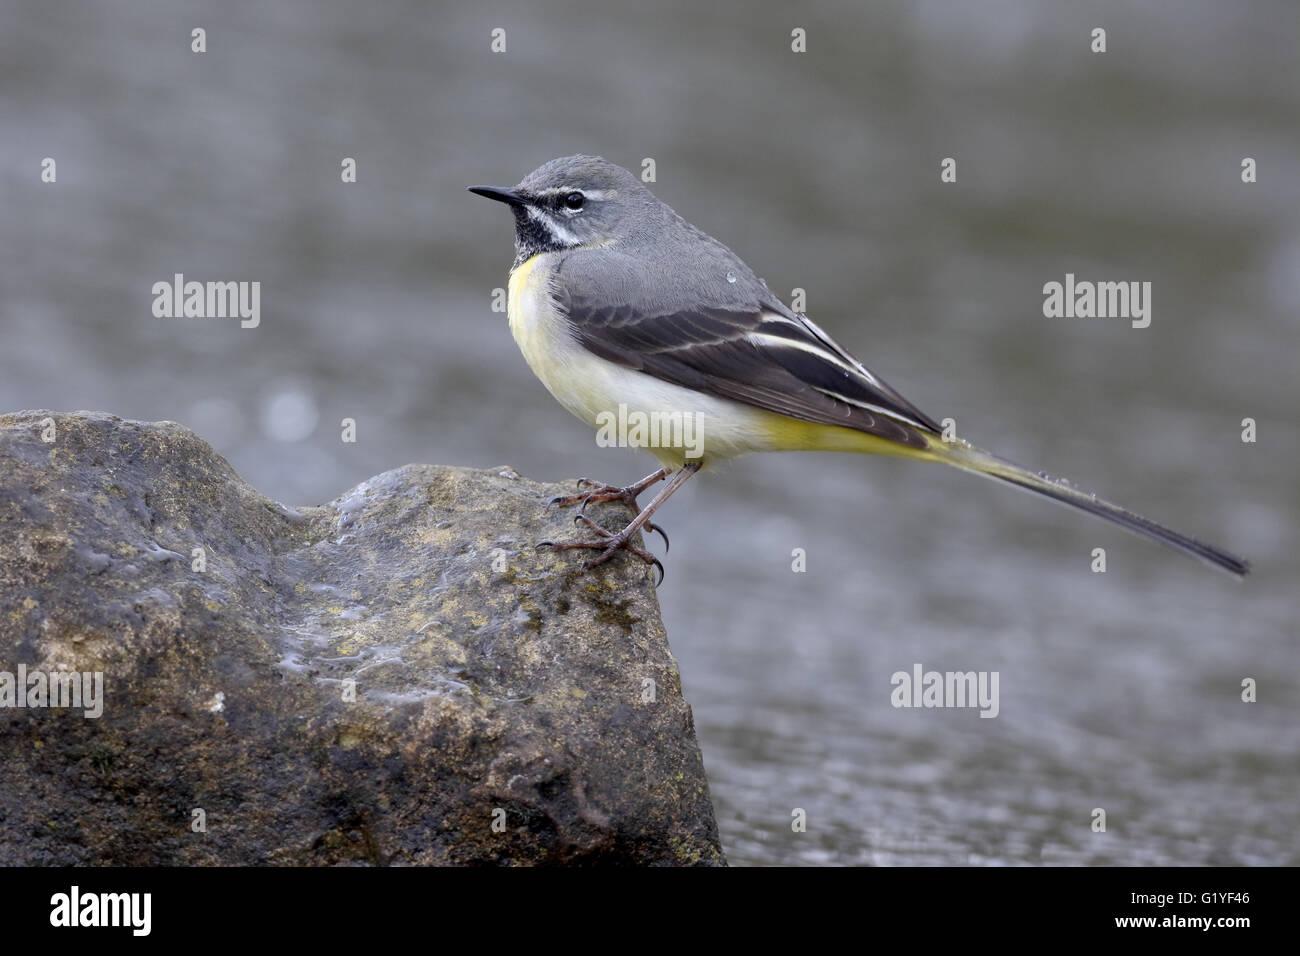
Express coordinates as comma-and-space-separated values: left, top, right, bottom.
646, 522, 669, 553
577, 493, 596, 516
649, 555, 665, 587
535, 541, 554, 551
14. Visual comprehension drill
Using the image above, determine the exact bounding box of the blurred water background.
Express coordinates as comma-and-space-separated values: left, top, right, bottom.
3, 0, 1297, 865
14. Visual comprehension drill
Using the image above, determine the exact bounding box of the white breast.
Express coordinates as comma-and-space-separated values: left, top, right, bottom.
507, 253, 789, 468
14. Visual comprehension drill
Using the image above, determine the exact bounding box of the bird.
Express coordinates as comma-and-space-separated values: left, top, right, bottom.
469, 155, 1249, 584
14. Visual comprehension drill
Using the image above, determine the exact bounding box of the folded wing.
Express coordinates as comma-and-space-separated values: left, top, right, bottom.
557, 281, 942, 451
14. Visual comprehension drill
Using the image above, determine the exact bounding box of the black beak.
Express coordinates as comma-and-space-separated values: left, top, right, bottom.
467, 185, 527, 208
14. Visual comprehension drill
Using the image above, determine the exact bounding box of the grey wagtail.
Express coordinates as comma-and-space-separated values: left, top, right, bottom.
469, 155, 1249, 583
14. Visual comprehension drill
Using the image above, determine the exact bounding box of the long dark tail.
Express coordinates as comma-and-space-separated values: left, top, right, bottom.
927, 439, 1250, 577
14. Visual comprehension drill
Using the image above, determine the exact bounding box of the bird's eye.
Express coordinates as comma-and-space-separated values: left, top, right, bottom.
563, 191, 585, 210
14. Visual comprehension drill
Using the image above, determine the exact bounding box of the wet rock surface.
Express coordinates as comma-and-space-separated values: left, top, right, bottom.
0, 411, 723, 865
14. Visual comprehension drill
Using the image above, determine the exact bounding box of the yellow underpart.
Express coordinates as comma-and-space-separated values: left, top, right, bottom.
742, 410, 944, 463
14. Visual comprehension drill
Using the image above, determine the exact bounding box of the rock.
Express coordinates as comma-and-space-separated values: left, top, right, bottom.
0, 411, 723, 866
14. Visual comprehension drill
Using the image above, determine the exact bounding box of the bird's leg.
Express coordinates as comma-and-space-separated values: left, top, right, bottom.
539, 462, 701, 585
549, 466, 672, 548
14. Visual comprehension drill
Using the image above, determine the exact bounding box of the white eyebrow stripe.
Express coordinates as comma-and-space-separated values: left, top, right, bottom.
531, 187, 616, 201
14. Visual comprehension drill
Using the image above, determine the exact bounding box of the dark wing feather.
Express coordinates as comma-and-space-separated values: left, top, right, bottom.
556, 283, 942, 451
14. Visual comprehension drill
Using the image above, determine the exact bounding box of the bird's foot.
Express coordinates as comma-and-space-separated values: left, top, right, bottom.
537, 514, 665, 586
548, 471, 671, 550
549, 471, 665, 510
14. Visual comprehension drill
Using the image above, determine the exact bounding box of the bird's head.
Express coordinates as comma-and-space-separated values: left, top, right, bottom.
469, 155, 653, 264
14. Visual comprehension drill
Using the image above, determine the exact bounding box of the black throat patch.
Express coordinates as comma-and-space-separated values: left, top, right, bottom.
511, 208, 568, 267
